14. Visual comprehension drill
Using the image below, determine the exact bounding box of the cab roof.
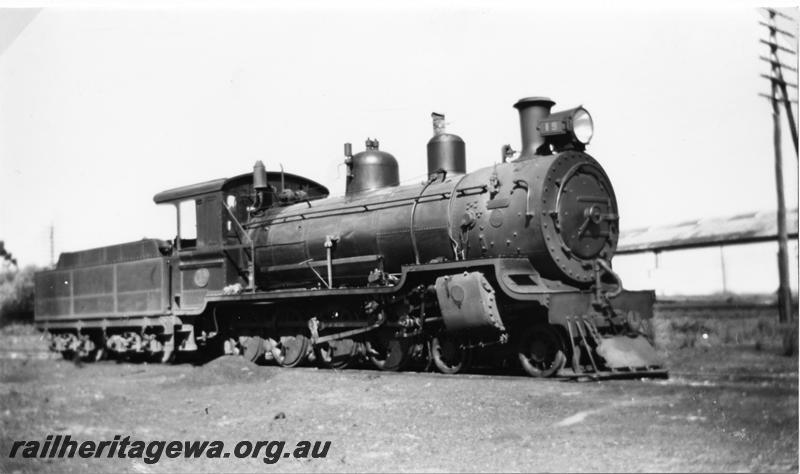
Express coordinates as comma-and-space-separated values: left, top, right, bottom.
153, 171, 330, 204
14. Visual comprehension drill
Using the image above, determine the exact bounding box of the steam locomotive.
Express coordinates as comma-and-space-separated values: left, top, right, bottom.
35, 97, 665, 378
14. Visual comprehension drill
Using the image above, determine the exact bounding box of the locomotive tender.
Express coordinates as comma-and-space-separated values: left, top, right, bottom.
35, 97, 664, 378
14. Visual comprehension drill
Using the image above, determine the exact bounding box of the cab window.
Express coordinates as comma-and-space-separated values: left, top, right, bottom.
178, 200, 197, 248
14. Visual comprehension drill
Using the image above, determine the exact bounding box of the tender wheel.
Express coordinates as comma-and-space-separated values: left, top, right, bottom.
243, 336, 266, 364
367, 330, 410, 372
60, 334, 103, 362
88, 346, 106, 362
517, 325, 566, 378
431, 336, 471, 374
275, 335, 310, 368
139, 335, 166, 363
148, 335, 175, 364
74, 334, 104, 362
160, 349, 175, 364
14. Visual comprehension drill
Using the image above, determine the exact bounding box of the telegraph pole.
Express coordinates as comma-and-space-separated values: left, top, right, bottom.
759, 8, 798, 323
49, 223, 54, 267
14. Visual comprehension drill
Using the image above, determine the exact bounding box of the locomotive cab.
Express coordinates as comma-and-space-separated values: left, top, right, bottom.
153, 171, 329, 310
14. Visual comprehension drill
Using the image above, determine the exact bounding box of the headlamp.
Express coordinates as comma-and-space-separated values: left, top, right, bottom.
538, 106, 594, 150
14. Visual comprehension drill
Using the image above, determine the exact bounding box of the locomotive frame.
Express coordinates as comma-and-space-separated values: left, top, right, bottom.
34, 96, 666, 379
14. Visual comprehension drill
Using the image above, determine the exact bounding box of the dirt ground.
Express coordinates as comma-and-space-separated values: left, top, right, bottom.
0, 327, 797, 473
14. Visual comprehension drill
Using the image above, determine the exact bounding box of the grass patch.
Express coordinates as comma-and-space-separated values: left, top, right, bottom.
653, 310, 798, 356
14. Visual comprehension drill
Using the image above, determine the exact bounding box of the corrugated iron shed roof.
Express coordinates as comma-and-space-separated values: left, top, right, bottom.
617, 209, 799, 254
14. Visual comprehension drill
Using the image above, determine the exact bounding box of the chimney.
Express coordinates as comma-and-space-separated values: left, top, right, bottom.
513, 97, 555, 159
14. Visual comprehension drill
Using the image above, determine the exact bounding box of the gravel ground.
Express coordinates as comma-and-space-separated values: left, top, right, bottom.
0, 329, 797, 473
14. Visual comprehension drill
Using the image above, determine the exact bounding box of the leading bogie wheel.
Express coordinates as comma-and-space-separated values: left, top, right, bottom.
517, 325, 567, 378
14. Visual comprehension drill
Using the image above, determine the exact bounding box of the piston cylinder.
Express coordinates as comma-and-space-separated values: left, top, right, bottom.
434, 272, 505, 332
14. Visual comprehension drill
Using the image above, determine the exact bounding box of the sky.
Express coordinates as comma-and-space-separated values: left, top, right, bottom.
0, 2, 798, 275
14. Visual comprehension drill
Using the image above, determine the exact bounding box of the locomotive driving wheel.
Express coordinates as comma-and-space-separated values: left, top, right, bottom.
431, 335, 471, 374
366, 329, 410, 372
315, 337, 357, 370
517, 325, 566, 378
314, 306, 359, 370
